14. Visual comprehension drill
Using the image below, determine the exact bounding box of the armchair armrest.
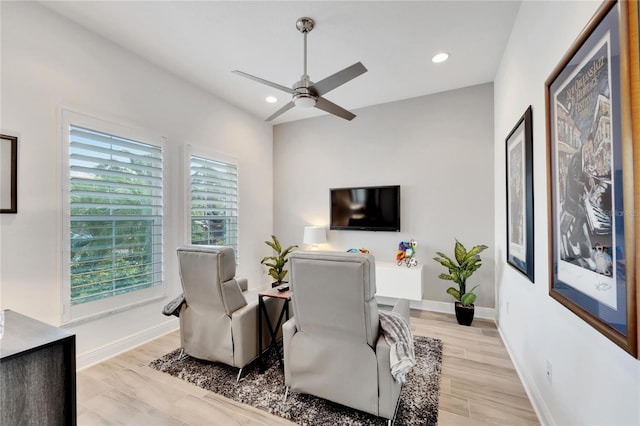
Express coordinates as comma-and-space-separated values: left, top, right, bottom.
283, 317, 297, 385
230, 300, 259, 367
237, 277, 248, 292
376, 332, 403, 419
221, 279, 248, 315
229, 296, 283, 368
392, 298, 410, 325
162, 293, 185, 317
375, 298, 409, 419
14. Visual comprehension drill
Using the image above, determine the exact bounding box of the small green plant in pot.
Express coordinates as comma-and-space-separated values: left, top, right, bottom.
433, 239, 488, 326
261, 235, 298, 287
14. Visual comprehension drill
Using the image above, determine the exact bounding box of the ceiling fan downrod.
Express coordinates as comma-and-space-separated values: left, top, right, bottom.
294, 17, 317, 107
296, 17, 315, 79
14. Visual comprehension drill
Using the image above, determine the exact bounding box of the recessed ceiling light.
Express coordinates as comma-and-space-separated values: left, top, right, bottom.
266, 96, 278, 103
432, 52, 449, 63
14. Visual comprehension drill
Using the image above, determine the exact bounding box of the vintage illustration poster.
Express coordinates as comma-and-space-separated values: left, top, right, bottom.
552, 33, 616, 308
507, 130, 526, 267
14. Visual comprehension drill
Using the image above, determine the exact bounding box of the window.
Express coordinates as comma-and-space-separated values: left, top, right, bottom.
63, 111, 164, 322
189, 153, 238, 255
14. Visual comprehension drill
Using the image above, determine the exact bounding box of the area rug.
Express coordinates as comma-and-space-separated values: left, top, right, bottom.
149, 335, 442, 425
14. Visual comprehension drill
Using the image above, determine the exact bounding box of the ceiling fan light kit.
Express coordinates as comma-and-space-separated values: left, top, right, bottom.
233, 17, 367, 121
294, 94, 316, 108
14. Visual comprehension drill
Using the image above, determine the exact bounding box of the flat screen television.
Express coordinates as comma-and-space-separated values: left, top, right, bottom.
330, 185, 400, 232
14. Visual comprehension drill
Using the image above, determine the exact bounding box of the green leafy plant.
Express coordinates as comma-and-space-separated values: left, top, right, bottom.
433, 239, 488, 306
260, 235, 298, 285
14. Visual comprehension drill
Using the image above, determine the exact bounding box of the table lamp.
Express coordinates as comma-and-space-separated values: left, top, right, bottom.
303, 226, 326, 250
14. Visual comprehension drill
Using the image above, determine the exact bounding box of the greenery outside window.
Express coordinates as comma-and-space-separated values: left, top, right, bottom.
189, 152, 238, 258
62, 110, 164, 322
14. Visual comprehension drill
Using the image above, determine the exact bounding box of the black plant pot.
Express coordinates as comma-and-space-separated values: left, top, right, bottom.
454, 302, 475, 326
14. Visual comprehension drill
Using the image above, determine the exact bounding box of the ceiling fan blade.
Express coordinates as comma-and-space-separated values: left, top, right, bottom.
265, 101, 295, 122
232, 70, 293, 94
314, 97, 356, 121
310, 62, 367, 96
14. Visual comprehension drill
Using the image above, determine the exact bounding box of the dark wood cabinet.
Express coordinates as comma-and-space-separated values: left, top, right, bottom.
0, 310, 76, 425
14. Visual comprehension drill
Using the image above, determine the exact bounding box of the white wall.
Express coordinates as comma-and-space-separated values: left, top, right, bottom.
273, 83, 496, 309
494, 1, 640, 425
0, 2, 273, 367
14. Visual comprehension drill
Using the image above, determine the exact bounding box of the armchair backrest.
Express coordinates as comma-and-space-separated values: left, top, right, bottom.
177, 245, 245, 316
289, 251, 380, 347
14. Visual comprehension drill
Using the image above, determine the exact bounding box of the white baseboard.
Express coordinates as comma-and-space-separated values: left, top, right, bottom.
413, 299, 496, 320
497, 326, 554, 426
377, 296, 496, 321
76, 318, 179, 370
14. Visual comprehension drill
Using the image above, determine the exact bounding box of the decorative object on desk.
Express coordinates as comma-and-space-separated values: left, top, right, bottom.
261, 235, 297, 287
433, 239, 488, 326
347, 247, 369, 253
303, 226, 326, 249
150, 335, 442, 426
545, 0, 639, 357
505, 105, 534, 283
0, 134, 17, 213
396, 239, 418, 267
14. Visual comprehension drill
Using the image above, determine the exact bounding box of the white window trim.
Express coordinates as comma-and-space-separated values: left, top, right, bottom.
61, 109, 167, 325
183, 144, 240, 258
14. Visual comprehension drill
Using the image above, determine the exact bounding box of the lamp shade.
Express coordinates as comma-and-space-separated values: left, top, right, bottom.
303, 226, 326, 245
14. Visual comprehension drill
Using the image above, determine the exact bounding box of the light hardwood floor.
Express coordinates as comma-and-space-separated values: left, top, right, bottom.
77, 310, 540, 425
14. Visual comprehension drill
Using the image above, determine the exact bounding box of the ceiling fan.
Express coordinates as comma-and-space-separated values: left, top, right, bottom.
233, 17, 367, 122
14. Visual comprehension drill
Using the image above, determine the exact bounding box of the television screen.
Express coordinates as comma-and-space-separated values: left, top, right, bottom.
330, 185, 400, 232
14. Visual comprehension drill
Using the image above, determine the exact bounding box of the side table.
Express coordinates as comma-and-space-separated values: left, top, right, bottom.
258, 285, 291, 373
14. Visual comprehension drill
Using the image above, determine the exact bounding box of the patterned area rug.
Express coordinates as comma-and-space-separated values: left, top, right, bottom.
149, 335, 442, 425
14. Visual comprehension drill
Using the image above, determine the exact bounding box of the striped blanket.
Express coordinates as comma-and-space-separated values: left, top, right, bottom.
379, 310, 415, 384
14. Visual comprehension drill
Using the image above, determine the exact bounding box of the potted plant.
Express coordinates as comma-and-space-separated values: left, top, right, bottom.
433, 239, 488, 326
261, 235, 298, 287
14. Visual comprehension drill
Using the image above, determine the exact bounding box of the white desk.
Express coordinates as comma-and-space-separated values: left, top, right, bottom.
375, 261, 423, 301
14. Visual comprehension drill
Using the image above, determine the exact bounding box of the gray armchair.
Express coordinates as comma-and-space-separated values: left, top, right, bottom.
283, 250, 411, 423
176, 245, 280, 380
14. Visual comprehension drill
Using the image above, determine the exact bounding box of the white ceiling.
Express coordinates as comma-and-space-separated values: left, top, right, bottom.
41, 1, 521, 125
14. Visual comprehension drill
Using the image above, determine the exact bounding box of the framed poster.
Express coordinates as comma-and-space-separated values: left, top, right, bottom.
629, 0, 640, 352
0, 134, 17, 214
545, 0, 638, 357
505, 106, 534, 282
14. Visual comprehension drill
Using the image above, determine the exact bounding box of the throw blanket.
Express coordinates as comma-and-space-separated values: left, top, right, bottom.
379, 311, 415, 384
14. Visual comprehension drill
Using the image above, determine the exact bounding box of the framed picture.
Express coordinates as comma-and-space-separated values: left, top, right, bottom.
0, 134, 17, 214
629, 0, 640, 353
505, 106, 534, 282
545, 0, 638, 357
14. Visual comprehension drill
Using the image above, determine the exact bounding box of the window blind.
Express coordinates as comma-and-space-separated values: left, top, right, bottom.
190, 155, 238, 256
69, 125, 163, 306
